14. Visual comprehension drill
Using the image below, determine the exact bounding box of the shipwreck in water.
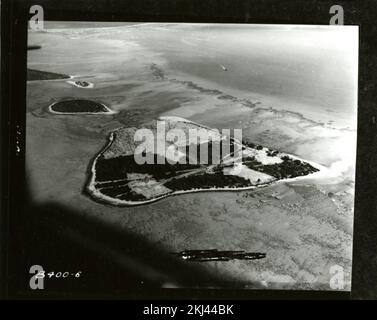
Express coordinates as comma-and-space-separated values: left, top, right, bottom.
172, 249, 266, 262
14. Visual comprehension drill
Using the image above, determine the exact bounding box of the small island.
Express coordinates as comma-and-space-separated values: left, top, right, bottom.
87, 117, 320, 206
49, 99, 115, 114
66, 80, 94, 88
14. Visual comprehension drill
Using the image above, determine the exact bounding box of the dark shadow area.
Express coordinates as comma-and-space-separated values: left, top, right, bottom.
11, 186, 349, 299
17, 201, 251, 299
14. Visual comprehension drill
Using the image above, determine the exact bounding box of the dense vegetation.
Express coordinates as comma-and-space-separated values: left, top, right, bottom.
165, 172, 250, 191
242, 139, 318, 179
244, 156, 318, 179
50, 99, 109, 113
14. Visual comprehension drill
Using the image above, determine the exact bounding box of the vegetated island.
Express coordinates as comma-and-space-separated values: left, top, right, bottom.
27, 68, 70, 81
49, 99, 115, 114
87, 117, 320, 206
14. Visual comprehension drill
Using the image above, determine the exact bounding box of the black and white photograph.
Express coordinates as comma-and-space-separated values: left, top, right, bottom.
25, 21, 358, 292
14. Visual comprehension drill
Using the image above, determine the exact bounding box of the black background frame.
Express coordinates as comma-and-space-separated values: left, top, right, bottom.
1, 0, 377, 300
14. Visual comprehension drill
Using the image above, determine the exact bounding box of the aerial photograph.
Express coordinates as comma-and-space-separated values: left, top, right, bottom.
26, 22, 358, 290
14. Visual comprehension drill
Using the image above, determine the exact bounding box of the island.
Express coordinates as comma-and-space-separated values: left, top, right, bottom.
49, 99, 115, 114
66, 80, 94, 88
87, 117, 320, 206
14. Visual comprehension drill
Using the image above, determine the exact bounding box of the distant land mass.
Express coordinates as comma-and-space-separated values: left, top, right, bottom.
27, 68, 70, 81
87, 117, 319, 206
27, 45, 42, 51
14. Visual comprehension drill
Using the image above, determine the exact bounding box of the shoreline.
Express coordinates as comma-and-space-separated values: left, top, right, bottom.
48, 100, 118, 115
